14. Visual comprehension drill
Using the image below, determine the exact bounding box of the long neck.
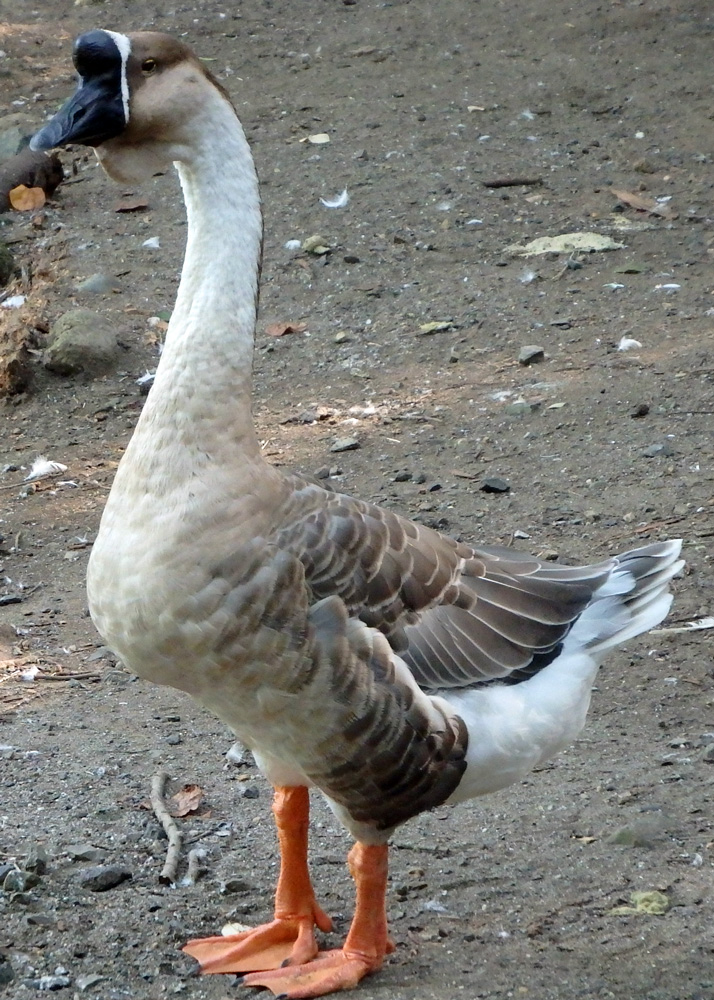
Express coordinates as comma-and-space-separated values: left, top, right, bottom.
133, 95, 264, 477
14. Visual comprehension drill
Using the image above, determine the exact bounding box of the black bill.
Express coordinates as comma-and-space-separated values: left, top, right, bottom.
31, 30, 129, 151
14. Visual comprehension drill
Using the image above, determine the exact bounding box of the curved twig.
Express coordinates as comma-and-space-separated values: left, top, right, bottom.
150, 770, 182, 885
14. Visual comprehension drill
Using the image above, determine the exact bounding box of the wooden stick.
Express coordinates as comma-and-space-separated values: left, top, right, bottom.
150, 770, 183, 885
34, 672, 101, 682
185, 847, 207, 885
482, 176, 543, 188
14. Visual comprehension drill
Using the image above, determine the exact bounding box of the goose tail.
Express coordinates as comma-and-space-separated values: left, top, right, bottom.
563, 538, 684, 657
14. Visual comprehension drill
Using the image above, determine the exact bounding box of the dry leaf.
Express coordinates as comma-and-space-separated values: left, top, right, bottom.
169, 783, 205, 817
610, 188, 677, 220
9, 184, 46, 211
265, 322, 308, 338
114, 197, 149, 213
418, 321, 452, 335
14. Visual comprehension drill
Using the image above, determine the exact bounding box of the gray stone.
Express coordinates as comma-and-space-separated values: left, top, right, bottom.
74, 273, 122, 295
0, 956, 14, 986
606, 817, 667, 849
702, 744, 714, 763
219, 876, 253, 895
3, 869, 40, 892
77, 864, 132, 891
26, 973, 71, 991
330, 436, 360, 453
24, 912, 56, 927
0, 241, 14, 286
44, 309, 121, 377
24, 844, 48, 874
77, 974, 104, 992
66, 844, 106, 863
505, 400, 536, 417
642, 441, 674, 458
480, 477, 510, 494
518, 344, 545, 365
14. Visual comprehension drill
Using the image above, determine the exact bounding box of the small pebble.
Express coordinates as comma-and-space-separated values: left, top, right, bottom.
0, 956, 14, 985
480, 477, 510, 494
74, 273, 121, 295
606, 823, 658, 849
0, 862, 15, 882
702, 745, 714, 763
505, 400, 535, 417
518, 344, 545, 366
539, 548, 560, 562
242, 785, 260, 799
25, 844, 48, 874
66, 844, 106, 863
220, 877, 253, 895
330, 437, 360, 453
78, 864, 132, 892
165, 733, 182, 745
24, 912, 56, 927
296, 409, 318, 424
394, 470, 411, 482
77, 974, 104, 992
630, 403, 650, 418
642, 442, 674, 458
26, 974, 72, 991
3, 869, 40, 893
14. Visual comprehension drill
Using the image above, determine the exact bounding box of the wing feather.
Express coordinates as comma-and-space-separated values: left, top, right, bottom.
275, 475, 613, 692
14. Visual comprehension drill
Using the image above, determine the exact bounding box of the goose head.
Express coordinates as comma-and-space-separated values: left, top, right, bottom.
31, 29, 229, 183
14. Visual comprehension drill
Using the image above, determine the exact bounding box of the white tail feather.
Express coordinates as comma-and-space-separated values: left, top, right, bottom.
564, 539, 683, 658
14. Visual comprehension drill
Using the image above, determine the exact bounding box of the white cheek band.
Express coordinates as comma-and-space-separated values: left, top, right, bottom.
103, 29, 132, 123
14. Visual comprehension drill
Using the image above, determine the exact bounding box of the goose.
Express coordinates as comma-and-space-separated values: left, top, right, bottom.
32, 30, 684, 999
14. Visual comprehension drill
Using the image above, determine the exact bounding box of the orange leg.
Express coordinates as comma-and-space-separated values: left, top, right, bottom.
183, 786, 332, 974
240, 842, 393, 998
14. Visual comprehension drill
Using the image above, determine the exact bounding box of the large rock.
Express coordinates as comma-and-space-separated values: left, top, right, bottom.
44, 309, 121, 376
0, 148, 64, 213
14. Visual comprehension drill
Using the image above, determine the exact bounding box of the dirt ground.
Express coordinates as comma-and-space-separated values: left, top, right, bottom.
1, 0, 713, 997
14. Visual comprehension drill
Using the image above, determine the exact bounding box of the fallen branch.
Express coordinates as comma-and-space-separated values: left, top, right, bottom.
150, 770, 183, 885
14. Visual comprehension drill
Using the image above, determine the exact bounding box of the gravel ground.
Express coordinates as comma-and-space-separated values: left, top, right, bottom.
1, 1, 712, 998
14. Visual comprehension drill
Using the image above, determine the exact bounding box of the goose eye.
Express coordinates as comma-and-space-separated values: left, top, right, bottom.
141, 58, 157, 74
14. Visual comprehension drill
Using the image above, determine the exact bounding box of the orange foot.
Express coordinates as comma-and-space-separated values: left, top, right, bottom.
239, 947, 383, 999
239, 842, 394, 998
183, 905, 333, 974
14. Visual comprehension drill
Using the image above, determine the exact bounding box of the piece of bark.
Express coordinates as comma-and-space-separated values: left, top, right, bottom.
0, 148, 64, 213
0, 312, 33, 396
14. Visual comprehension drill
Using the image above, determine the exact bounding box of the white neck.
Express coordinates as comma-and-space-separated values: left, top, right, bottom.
126, 91, 264, 486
